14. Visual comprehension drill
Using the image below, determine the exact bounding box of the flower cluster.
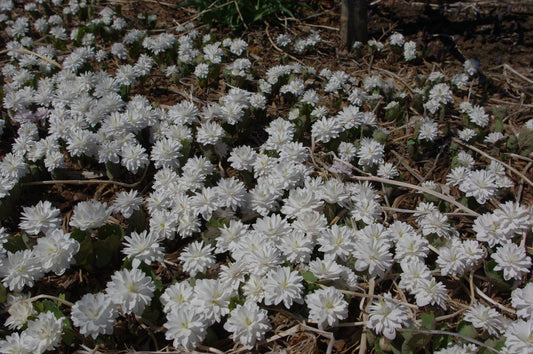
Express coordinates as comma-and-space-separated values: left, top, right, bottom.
0, 2, 531, 353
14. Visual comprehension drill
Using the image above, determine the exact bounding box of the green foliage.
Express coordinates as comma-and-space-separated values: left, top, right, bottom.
95, 224, 124, 268
177, 0, 310, 31
72, 225, 124, 271
71, 228, 94, 271
517, 126, 533, 156
479, 337, 506, 354
484, 259, 514, 291
202, 217, 230, 246
457, 321, 478, 339
0, 283, 7, 304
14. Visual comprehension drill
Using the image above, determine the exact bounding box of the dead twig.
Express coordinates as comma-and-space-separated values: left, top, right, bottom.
264, 21, 304, 65
503, 63, 533, 85
453, 138, 533, 189
352, 175, 479, 217
396, 328, 499, 353
1, 48, 63, 69
22, 166, 149, 188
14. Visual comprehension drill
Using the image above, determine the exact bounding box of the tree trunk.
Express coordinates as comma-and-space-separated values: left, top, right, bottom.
340, 0, 369, 49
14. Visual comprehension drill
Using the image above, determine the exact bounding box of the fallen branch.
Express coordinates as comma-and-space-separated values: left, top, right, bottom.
453, 137, 533, 189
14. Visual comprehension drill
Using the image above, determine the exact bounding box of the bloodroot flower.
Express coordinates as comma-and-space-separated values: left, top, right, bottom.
105, 260, 155, 315
19, 200, 61, 235
69, 200, 111, 230
306, 286, 348, 330
164, 305, 208, 351
223, 301, 271, 349
492, 243, 532, 281
71, 293, 118, 339
367, 293, 409, 340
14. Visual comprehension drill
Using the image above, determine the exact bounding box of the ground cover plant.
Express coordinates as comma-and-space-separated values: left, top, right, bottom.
0, 0, 532, 353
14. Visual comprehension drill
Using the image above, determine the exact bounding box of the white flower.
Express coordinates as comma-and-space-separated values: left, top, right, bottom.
418, 118, 439, 141
367, 293, 409, 340
0, 332, 31, 354
179, 240, 215, 277
5, 293, 35, 330
357, 138, 385, 168
164, 305, 208, 351
311, 117, 342, 143
280, 187, 323, 219
473, 212, 508, 247
69, 200, 111, 230
389, 33, 404, 46
105, 262, 155, 315
263, 266, 304, 308
190, 186, 220, 220
377, 162, 399, 179
354, 238, 393, 278
458, 128, 477, 142
25, 311, 64, 354
484, 132, 505, 144
492, 242, 531, 281
494, 201, 533, 236
398, 259, 432, 293
317, 225, 356, 261
338, 141, 357, 162
192, 279, 232, 324
215, 177, 247, 211
194, 63, 209, 79
428, 83, 454, 105
464, 303, 506, 336
309, 258, 344, 281
413, 278, 448, 309
276, 34, 291, 47
468, 105, 489, 127
394, 234, 429, 263
112, 190, 143, 218
224, 301, 271, 349
0, 250, 43, 292
436, 240, 468, 277
464, 58, 480, 76
403, 41, 416, 61
19, 200, 61, 235
512, 283, 533, 320
160, 281, 194, 314
33, 229, 79, 275
503, 319, 533, 353
150, 138, 182, 169
71, 293, 118, 339
120, 142, 149, 173
306, 286, 348, 330
279, 230, 314, 264
122, 230, 164, 264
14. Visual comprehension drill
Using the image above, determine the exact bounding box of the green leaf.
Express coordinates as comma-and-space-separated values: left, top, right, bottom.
404, 333, 432, 352
3, 233, 28, 253
42, 299, 64, 319
494, 119, 504, 133
202, 217, 230, 246
97, 224, 124, 241
421, 312, 435, 330
94, 224, 124, 268
71, 228, 94, 271
484, 260, 514, 291
0, 283, 7, 303
457, 321, 478, 339
478, 337, 505, 354
301, 270, 317, 283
